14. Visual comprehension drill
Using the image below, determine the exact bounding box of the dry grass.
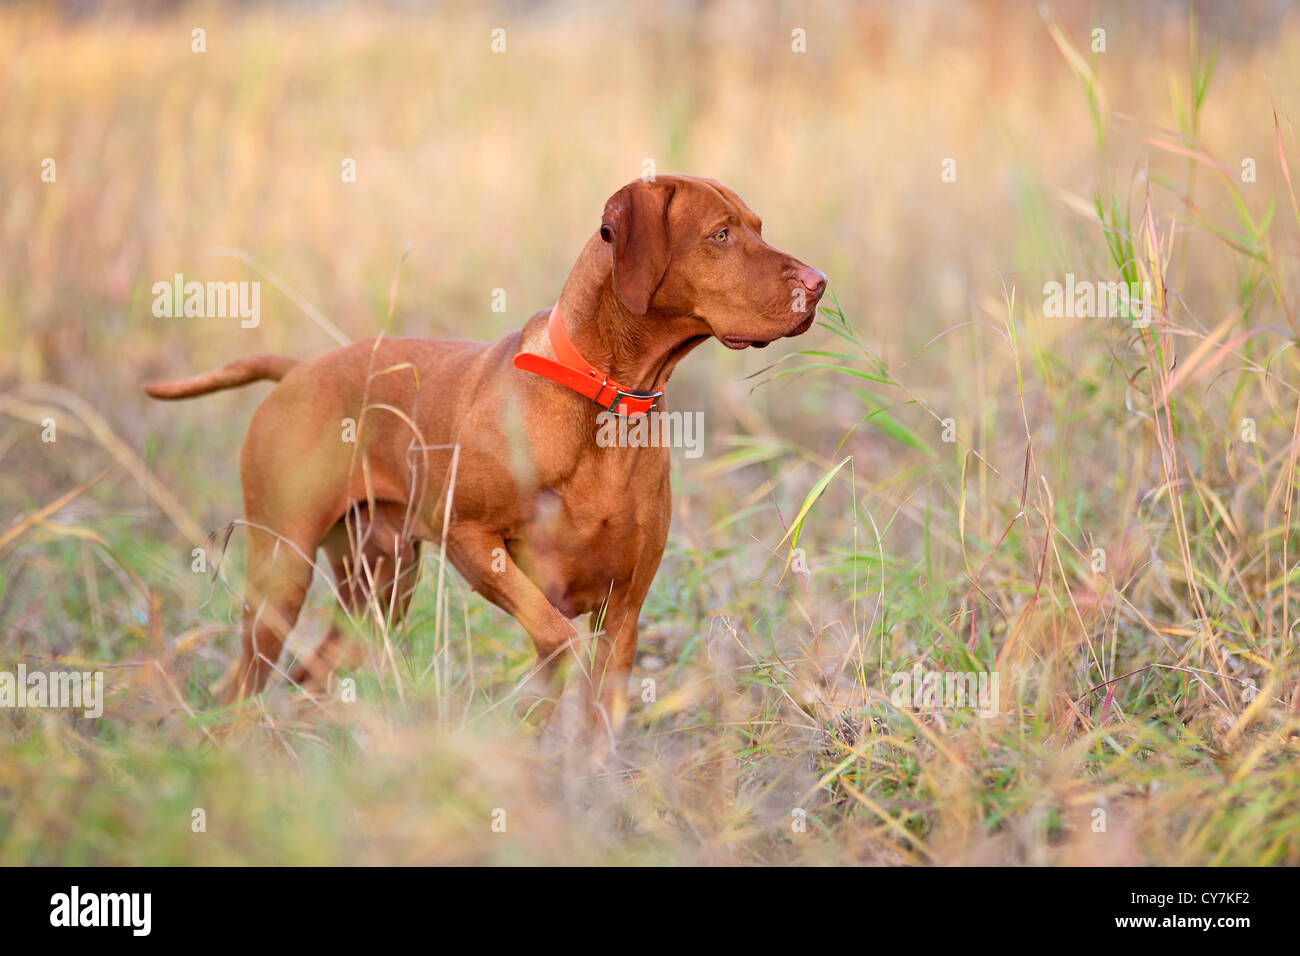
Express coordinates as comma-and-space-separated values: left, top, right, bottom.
3, 0, 1300, 865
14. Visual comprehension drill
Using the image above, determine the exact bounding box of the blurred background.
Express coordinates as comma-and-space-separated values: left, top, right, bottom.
3, 0, 1300, 865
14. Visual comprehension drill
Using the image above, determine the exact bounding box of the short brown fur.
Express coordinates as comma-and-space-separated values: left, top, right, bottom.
146, 175, 826, 737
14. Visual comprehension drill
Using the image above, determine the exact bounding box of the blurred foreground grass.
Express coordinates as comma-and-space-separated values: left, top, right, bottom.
3, 1, 1300, 864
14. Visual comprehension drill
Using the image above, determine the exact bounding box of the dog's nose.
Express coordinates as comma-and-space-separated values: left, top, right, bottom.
796, 267, 827, 295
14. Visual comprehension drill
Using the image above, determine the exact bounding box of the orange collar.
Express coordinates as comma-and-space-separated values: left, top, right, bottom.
513, 305, 663, 417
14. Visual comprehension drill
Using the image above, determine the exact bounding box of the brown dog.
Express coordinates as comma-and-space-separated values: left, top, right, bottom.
146, 175, 826, 735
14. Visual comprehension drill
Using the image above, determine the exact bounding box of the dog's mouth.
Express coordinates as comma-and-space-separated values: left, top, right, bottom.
719, 313, 817, 350
720, 335, 772, 350
786, 313, 816, 337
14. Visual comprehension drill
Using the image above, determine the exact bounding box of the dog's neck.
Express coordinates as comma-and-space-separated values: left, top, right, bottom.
547, 234, 710, 395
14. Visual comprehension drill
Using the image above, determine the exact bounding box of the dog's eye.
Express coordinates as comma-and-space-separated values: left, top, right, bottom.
711, 228, 729, 242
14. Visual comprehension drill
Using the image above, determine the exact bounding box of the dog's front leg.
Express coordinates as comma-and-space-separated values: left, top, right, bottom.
588, 580, 654, 741
445, 524, 580, 723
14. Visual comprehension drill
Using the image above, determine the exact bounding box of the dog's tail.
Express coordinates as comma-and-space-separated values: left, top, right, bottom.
144, 354, 300, 400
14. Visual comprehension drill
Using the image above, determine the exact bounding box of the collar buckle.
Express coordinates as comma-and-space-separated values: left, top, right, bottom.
596, 380, 664, 416
513, 304, 667, 418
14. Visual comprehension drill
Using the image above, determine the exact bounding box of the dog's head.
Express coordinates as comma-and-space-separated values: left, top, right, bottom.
599, 174, 827, 349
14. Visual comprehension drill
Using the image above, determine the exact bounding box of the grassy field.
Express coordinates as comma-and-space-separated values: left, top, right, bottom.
3, 0, 1300, 865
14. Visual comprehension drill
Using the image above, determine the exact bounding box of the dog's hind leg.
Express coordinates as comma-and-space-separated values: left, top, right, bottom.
288, 502, 421, 691
224, 523, 319, 703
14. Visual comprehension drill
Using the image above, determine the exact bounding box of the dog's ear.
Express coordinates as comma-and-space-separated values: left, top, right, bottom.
601, 179, 676, 316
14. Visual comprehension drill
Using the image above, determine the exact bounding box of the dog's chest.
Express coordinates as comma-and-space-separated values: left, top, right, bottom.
512, 459, 669, 618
